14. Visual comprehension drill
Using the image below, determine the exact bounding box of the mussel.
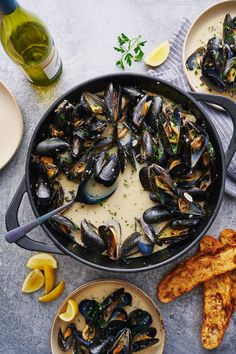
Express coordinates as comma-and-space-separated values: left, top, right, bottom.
58, 324, 76, 352
143, 205, 171, 224
186, 46, 206, 70
109, 328, 132, 354
36, 138, 70, 156
128, 309, 153, 337
80, 219, 106, 255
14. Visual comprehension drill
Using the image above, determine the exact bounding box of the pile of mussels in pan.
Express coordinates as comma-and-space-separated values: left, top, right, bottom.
32, 81, 216, 259
58, 287, 159, 353
186, 14, 236, 96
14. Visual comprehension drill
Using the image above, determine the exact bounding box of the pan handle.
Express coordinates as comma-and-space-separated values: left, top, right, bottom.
5, 177, 64, 254
188, 92, 236, 167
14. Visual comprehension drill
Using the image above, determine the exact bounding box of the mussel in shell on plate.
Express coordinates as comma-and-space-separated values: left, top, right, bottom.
186, 13, 236, 96
57, 288, 160, 353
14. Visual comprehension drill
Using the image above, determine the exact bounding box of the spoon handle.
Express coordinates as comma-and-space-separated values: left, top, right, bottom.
5, 200, 74, 244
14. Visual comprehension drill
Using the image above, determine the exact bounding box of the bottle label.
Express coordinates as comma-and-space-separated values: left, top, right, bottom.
40, 45, 61, 80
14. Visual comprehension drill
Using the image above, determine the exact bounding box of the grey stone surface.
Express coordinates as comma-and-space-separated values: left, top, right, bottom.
0, 0, 235, 353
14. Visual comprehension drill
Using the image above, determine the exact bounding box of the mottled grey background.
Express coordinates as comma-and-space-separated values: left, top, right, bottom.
0, 1, 235, 353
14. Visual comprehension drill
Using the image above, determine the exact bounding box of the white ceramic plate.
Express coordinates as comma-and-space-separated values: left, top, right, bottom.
183, 0, 236, 102
0, 81, 23, 169
51, 279, 165, 354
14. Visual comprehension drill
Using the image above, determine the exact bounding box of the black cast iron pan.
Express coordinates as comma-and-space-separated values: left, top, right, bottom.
5, 73, 236, 272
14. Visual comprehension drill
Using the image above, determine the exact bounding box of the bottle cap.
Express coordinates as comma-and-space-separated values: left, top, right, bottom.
0, 0, 17, 15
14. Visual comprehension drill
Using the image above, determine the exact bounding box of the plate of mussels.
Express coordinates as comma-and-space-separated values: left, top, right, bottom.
51, 280, 165, 353
183, 0, 236, 102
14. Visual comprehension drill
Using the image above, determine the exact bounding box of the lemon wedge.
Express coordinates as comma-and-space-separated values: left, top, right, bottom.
27, 253, 57, 270
22, 269, 44, 293
43, 265, 55, 294
58, 299, 78, 322
39, 281, 65, 302
144, 40, 170, 67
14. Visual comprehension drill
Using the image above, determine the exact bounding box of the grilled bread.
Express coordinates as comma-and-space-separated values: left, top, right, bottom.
200, 236, 232, 350
157, 243, 236, 303
220, 229, 236, 310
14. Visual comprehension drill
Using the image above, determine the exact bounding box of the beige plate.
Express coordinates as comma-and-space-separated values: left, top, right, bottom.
51, 279, 165, 354
0, 81, 23, 169
183, 0, 236, 103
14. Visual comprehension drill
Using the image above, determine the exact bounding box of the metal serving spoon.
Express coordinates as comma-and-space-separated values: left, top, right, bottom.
5, 170, 116, 244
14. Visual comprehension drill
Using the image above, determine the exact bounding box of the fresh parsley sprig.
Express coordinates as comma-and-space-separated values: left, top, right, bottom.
114, 33, 147, 69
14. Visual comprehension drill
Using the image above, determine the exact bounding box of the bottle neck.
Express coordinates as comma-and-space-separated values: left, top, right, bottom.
0, 0, 18, 16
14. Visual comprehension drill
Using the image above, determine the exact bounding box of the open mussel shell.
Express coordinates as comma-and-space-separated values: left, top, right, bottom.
104, 82, 122, 122
58, 324, 76, 352
132, 94, 152, 127
206, 37, 227, 68
50, 214, 77, 236
223, 57, 236, 84
109, 328, 132, 354
136, 218, 155, 255
177, 192, 205, 217
139, 166, 152, 191
36, 137, 70, 156
103, 308, 128, 336
82, 91, 109, 117
102, 287, 132, 314
98, 221, 121, 260
35, 178, 52, 206
157, 218, 200, 244
51, 181, 65, 209
143, 205, 171, 224
39, 156, 59, 180
80, 219, 106, 255
186, 46, 206, 70
89, 335, 113, 354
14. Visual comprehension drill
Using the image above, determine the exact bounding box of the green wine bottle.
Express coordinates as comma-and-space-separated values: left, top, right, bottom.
0, 0, 62, 86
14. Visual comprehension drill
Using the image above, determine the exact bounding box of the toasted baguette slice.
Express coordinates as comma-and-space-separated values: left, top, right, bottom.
220, 229, 236, 310
200, 236, 232, 350
157, 243, 236, 303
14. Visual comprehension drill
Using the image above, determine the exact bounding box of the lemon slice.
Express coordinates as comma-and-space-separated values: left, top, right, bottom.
44, 265, 55, 294
27, 253, 57, 270
58, 299, 79, 322
39, 281, 65, 302
22, 270, 44, 293
144, 40, 170, 67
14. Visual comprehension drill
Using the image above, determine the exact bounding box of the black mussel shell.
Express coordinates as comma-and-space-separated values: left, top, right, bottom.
80, 219, 106, 254
35, 178, 52, 206
98, 223, 120, 260
132, 95, 152, 127
132, 338, 159, 352
143, 205, 171, 224
39, 156, 59, 180
83, 91, 109, 117
50, 214, 77, 236
201, 65, 226, 92
58, 324, 76, 352
142, 131, 153, 161
36, 138, 70, 156
120, 232, 141, 258
51, 180, 65, 208
139, 166, 152, 191
89, 335, 113, 354
109, 328, 132, 354
79, 299, 104, 328
223, 57, 236, 84
122, 86, 143, 100
94, 153, 120, 187
102, 288, 132, 313
128, 309, 153, 337
146, 96, 162, 131
117, 140, 126, 173
186, 46, 206, 70
104, 308, 128, 336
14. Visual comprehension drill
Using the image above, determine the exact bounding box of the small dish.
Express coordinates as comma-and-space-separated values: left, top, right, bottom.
0, 81, 23, 169
51, 279, 165, 354
183, 0, 236, 102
